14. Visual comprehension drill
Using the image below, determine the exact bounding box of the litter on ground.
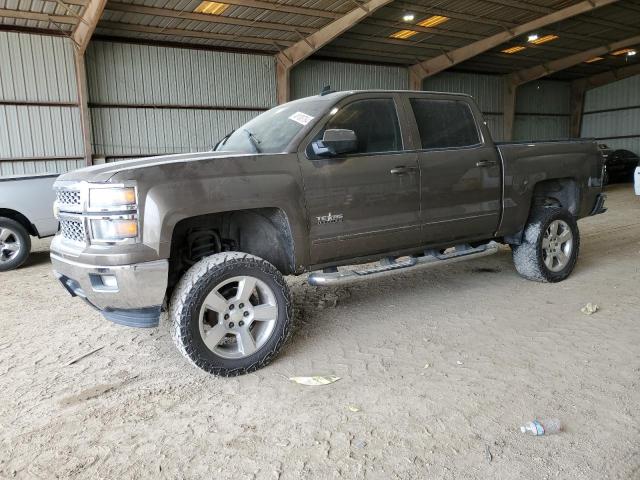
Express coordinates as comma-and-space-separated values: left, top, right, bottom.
289, 375, 341, 386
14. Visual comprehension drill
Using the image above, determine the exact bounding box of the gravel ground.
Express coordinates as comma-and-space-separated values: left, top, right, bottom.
1, 184, 639, 480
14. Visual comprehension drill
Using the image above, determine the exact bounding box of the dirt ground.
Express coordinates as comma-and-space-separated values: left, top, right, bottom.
1, 184, 639, 480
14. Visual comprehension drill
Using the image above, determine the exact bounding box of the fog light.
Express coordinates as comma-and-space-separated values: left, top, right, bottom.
101, 275, 118, 289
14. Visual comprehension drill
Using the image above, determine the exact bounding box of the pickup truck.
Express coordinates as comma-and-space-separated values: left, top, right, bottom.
0, 174, 59, 271
50, 90, 606, 376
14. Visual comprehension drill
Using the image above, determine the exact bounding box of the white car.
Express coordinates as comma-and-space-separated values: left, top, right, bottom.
0, 174, 59, 271
635, 166, 640, 196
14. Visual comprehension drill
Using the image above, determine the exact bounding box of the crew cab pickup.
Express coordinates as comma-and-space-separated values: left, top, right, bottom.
50, 90, 606, 376
1, 174, 58, 271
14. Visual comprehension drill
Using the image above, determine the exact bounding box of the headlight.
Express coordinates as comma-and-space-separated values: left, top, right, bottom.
89, 187, 136, 210
90, 218, 138, 242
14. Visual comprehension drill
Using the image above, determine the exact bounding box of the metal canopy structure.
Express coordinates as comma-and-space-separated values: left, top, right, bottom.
0, 0, 638, 84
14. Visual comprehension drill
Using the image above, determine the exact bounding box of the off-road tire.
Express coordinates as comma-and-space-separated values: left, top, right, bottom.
511, 207, 580, 283
170, 252, 293, 376
0, 217, 31, 272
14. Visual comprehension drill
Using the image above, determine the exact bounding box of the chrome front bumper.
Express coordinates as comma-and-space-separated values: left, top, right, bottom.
51, 252, 168, 328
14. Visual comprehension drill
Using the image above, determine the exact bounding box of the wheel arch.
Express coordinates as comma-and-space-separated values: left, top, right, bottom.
167, 207, 297, 290
530, 177, 580, 215
503, 177, 579, 245
0, 209, 37, 236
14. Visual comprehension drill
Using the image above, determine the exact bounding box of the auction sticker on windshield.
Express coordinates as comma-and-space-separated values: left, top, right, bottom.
289, 112, 314, 125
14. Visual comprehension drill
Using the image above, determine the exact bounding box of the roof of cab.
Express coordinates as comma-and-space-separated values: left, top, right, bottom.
304, 89, 474, 101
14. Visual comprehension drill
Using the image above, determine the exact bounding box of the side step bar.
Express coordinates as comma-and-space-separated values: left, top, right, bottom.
307, 242, 500, 286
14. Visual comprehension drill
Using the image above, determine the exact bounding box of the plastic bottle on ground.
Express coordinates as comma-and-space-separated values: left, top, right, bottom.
520, 418, 562, 436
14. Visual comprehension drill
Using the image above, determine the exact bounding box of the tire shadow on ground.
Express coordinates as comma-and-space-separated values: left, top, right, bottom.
21, 251, 52, 269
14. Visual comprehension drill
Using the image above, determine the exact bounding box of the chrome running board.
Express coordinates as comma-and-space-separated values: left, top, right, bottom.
307, 242, 500, 286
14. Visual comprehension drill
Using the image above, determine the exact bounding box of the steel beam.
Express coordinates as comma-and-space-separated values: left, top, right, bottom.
408, 0, 619, 87
69, 0, 107, 167
73, 48, 92, 166
574, 63, 640, 91
72, 0, 106, 53
502, 78, 517, 141
275, 0, 394, 103
508, 34, 640, 86
569, 83, 586, 138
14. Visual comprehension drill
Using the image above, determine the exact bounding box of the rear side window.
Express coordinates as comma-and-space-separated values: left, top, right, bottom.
410, 99, 480, 149
323, 99, 402, 154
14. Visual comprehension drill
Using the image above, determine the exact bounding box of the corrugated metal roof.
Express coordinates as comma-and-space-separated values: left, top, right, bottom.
0, 0, 81, 31
0, 0, 639, 80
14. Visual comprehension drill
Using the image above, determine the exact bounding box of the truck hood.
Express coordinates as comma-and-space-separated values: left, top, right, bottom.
58, 151, 259, 183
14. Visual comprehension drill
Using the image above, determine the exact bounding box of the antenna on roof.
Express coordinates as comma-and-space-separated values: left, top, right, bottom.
319, 85, 335, 96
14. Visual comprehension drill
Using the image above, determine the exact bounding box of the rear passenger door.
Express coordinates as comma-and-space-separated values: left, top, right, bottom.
298, 94, 421, 265
406, 96, 502, 244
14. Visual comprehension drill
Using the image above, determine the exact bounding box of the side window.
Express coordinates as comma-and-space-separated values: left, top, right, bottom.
323, 99, 402, 154
410, 99, 480, 149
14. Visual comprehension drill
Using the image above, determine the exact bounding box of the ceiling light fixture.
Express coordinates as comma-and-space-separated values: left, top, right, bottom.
529, 34, 559, 45
403, 13, 415, 22
527, 34, 539, 42
390, 29, 418, 39
611, 48, 634, 56
194, 1, 229, 15
502, 46, 526, 54
584, 57, 604, 63
627, 50, 637, 56
417, 15, 449, 28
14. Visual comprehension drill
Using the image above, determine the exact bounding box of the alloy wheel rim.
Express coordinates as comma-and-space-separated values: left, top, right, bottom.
198, 275, 278, 359
542, 219, 573, 272
0, 227, 21, 263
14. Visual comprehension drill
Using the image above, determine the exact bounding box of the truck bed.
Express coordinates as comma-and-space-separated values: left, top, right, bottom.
495, 139, 603, 237
0, 173, 59, 237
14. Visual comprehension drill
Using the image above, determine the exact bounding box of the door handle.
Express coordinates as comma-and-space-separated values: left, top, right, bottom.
390, 166, 417, 175
476, 160, 498, 168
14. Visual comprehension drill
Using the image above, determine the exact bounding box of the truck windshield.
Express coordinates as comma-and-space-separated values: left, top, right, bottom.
215, 99, 328, 154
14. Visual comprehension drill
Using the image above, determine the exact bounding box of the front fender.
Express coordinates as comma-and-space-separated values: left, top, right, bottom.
120, 154, 310, 269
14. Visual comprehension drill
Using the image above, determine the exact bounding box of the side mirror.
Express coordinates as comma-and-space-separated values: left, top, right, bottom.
312, 129, 358, 156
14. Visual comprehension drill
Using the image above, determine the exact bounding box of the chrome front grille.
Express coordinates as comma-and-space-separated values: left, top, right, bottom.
56, 189, 81, 208
60, 218, 86, 243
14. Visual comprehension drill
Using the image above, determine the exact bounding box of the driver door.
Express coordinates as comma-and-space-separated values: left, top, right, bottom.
297, 94, 421, 265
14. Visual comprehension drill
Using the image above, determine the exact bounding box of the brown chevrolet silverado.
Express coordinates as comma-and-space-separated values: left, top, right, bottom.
51, 90, 606, 376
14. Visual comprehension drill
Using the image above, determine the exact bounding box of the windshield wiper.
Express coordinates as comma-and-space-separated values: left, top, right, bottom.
213, 129, 235, 151
243, 128, 262, 153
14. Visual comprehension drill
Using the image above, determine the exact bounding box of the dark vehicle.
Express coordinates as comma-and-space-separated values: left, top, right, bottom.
50, 90, 606, 376
598, 144, 639, 184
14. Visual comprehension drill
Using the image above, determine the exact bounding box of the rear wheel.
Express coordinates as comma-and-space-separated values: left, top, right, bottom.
511, 208, 580, 283
170, 252, 292, 376
0, 217, 31, 272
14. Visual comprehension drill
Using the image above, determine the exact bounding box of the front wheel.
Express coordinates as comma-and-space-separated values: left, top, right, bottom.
0, 217, 31, 272
511, 208, 580, 283
170, 252, 293, 376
